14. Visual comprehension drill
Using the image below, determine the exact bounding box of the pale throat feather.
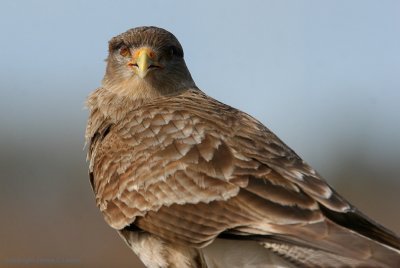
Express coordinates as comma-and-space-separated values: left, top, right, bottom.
102, 77, 164, 100
102, 76, 196, 102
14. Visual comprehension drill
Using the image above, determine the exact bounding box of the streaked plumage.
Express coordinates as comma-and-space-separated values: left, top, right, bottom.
86, 26, 400, 267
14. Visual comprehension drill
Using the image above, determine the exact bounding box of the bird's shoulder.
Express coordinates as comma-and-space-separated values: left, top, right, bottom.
85, 87, 347, 229
85, 87, 400, 267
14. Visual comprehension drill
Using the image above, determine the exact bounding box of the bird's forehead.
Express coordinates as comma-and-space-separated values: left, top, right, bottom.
109, 26, 182, 51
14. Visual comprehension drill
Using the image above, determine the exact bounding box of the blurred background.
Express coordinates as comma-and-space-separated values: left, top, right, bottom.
1, 1, 399, 267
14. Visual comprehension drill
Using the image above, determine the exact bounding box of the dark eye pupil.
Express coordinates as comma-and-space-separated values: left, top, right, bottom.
169, 46, 182, 58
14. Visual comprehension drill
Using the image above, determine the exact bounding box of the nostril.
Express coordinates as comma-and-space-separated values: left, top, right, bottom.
128, 62, 161, 69
128, 62, 138, 67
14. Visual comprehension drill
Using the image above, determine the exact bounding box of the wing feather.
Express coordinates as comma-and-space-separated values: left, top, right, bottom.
87, 88, 400, 267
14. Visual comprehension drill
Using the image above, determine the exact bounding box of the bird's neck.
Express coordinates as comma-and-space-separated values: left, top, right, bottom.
102, 78, 162, 100
102, 76, 195, 101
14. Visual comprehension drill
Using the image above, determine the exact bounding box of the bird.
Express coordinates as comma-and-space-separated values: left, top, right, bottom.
85, 26, 400, 268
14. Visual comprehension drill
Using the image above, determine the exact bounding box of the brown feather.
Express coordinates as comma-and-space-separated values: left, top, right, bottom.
86, 26, 400, 268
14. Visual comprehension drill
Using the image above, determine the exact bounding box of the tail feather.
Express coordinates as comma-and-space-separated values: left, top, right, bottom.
320, 205, 400, 251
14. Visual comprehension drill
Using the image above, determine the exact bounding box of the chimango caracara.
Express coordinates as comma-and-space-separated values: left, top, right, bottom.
85, 26, 400, 268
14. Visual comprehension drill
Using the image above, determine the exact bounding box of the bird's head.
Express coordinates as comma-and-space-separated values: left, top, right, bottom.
102, 26, 195, 99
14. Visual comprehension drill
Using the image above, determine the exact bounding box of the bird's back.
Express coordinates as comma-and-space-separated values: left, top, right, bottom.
87, 88, 400, 268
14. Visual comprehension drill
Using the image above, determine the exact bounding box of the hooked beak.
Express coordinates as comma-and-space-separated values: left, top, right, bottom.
128, 47, 162, 78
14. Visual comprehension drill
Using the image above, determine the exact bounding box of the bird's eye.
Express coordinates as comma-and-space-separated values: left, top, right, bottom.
170, 47, 176, 56
119, 46, 130, 57
169, 46, 182, 58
